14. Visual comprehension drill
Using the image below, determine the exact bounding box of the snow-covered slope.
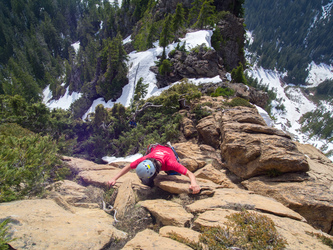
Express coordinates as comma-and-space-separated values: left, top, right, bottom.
81, 30, 220, 119
43, 85, 82, 110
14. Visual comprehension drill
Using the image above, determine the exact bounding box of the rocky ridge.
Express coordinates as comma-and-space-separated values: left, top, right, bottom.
1, 95, 333, 249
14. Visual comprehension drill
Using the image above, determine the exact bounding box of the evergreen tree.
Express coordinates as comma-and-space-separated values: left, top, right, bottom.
188, 0, 202, 25
159, 59, 172, 76
133, 77, 148, 102
172, 3, 185, 34
194, 0, 216, 29
234, 0, 245, 17
159, 14, 173, 61
231, 63, 247, 84
93, 104, 108, 128
98, 33, 128, 101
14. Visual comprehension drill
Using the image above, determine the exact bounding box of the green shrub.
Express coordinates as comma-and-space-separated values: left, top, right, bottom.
168, 232, 202, 250
192, 104, 211, 120
201, 102, 213, 107
0, 123, 64, 202
227, 97, 253, 108
211, 87, 235, 97
306, 231, 333, 248
158, 59, 172, 76
0, 219, 15, 249
231, 63, 247, 84
200, 211, 287, 249
191, 44, 212, 54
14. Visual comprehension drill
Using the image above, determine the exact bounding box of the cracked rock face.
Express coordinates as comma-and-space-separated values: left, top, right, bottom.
219, 106, 309, 179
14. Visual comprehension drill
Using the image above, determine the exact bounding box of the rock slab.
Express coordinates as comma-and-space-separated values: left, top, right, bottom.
0, 199, 127, 250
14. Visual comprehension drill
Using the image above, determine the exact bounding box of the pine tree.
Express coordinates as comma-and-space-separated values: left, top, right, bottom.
93, 104, 108, 128
134, 77, 148, 102
188, 0, 202, 26
159, 14, 173, 61
171, 3, 185, 34
231, 63, 247, 85
194, 0, 216, 29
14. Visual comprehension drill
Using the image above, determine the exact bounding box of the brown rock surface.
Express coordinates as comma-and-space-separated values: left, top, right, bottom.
46, 180, 104, 207
122, 229, 192, 250
155, 173, 221, 195
219, 107, 309, 178
159, 226, 202, 244
181, 116, 197, 138
242, 143, 333, 235
63, 156, 145, 189
0, 199, 127, 249
196, 115, 220, 149
187, 188, 304, 221
194, 164, 237, 188
174, 141, 222, 169
193, 209, 332, 250
113, 179, 136, 219
138, 199, 193, 227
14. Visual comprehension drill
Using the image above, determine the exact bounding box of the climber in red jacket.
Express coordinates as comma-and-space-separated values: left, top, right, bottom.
107, 145, 201, 194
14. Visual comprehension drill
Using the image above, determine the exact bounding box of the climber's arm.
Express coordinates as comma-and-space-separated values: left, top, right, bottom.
107, 164, 131, 187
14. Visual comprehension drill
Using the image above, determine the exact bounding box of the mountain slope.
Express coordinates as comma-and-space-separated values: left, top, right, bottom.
244, 0, 333, 84
244, 0, 333, 160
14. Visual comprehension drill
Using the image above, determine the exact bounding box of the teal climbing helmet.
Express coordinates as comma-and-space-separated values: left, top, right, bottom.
136, 159, 156, 179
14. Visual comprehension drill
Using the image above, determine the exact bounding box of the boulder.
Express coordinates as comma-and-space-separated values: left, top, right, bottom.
174, 141, 221, 168
113, 179, 136, 219
241, 142, 333, 235
196, 115, 220, 149
63, 156, 146, 189
122, 229, 192, 250
181, 116, 197, 138
193, 209, 332, 250
155, 173, 222, 195
138, 199, 193, 227
194, 164, 237, 188
186, 188, 304, 221
159, 226, 202, 244
46, 180, 104, 208
228, 82, 269, 109
0, 199, 127, 249
219, 107, 309, 178
180, 158, 201, 172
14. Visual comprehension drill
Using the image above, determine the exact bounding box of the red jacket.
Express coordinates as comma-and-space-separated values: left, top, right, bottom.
130, 145, 187, 175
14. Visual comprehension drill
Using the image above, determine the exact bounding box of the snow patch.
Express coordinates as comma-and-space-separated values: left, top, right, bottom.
123, 35, 132, 44
306, 61, 333, 87
72, 41, 80, 54
246, 30, 254, 45
102, 153, 142, 164
320, 1, 333, 20
107, 0, 122, 7
43, 86, 82, 110
255, 105, 273, 127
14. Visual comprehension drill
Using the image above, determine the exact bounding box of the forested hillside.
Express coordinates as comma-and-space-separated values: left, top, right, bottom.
0, 0, 146, 109
0, 0, 246, 202
244, 0, 333, 84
